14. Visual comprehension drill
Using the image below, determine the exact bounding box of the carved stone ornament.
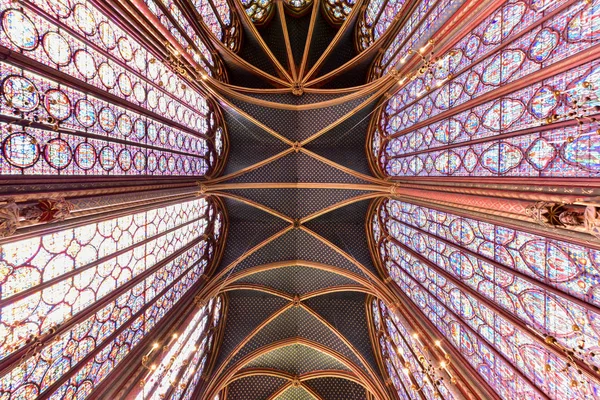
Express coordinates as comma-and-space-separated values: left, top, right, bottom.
0, 201, 20, 237
525, 202, 583, 228
584, 206, 600, 240
291, 82, 304, 96
20, 198, 74, 223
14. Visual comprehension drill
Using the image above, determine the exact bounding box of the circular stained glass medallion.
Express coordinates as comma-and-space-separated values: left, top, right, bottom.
133, 151, 146, 171
73, 4, 97, 36
1, 9, 39, 51
118, 149, 132, 171
99, 146, 116, 171
75, 99, 97, 127
197, 117, 207, 134
133, 119, 145, 139
99, 107, 116, 132
98, 22, 116, 49
98, 63, 116, 88
117, 37, 134, 61
147, 90, 158, 109
168, 156, 175, 172
147, 152, 157, 171
134, 49, 147, 71
117, 114, 133, 137
46, 0, 72, 18
147, 123, 158, 142
158, 154, 167, 172
167, 101, 176, 118
133, 83, 146, 103
73, 50, 97, 80
158, 128, 168, 145
44, 138, 72, 169
44, 89, 71, 121
43, 32, 71, 66
158, 96, 167, 113
75, 142, 96, 170
2, 76, 39, 112
118, 74, 132, 96
2, 132, 40, 168
148, 59, 160, 80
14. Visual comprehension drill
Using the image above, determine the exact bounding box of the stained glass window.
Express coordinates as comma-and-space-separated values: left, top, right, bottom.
141, 0, 226, 78
322, 0, 355, 24
372, 299, 457, 400
0, 196, 225, 399
239, 0, 275, 25
356, 0, 412, 51
0, 0, 228, 178
133, 296, 223, 400
283, 0, 313, 15
368, 0, 465, 79
370, 0, 600, 177
373, 198, 600, 399
191, 0, 242, 51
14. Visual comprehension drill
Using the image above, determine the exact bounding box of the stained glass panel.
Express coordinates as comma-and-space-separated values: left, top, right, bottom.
135, 296, 221, 400
0, 196, 225, 400
323, 0, 355, 24
239, 0, 274, 24
372, 299, 457, 400
374, 199, 600, 399
372, 0, 600, 177
0, 62, 225, 176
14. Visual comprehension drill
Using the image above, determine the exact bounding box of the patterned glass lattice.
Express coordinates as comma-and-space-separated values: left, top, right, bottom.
135, 296, 223, 400
0, 197, 225, 399
0, 2, 227, 177
142, 0, 222, 77
323, 0, 355, 24
372, 299, 456, 400
369, 0, 465, 79
356, 0, 410, 51
239, 0, 274, 24
191, 0, 241, 51
371, 0, 600, 177
374, 198, 600, 399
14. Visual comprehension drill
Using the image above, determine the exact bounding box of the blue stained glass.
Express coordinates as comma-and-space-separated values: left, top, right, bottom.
1, 9, 39, 50
2, 76, 39, 112
44, 138, 72, 169
2, 132, 40, 168
528, 28, 559, 62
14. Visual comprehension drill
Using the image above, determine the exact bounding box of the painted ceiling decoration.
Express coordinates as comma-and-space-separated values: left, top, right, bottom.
0, 0, 598, 400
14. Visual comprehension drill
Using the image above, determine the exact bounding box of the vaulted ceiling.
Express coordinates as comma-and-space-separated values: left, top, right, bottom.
2, 0, 597, 399
185, 3, 402, 397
